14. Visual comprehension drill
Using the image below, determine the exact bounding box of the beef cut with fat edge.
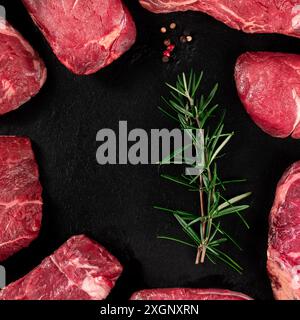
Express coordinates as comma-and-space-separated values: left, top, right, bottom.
130, 288, 252, 300
235, 52, 300, 139
268, 161, 300, 300
139, 0, 300, 39
22, 0, 136, 75
0, 18, 46, 115
0, 137, 42, 262
0, 235, 123, 300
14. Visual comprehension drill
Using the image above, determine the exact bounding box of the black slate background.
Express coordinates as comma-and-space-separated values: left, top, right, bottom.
1, 0, 300, 301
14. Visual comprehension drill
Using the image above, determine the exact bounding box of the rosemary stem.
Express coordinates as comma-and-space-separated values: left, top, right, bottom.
196, 174, 206, 265
199, 175, 205, 234
195, 111, 206, 264
200, 246, 206, 263
195, 247, 202, 265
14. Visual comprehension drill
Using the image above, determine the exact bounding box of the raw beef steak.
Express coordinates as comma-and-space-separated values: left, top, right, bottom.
235, 52, 300, 139
139, 0, 300, 38
130, 288, 252, 300
267, 161, 300, 300
0, 137, 42, 262
22, 0, 136, 75
0, 18, 46, 115
0, 235, 123, 300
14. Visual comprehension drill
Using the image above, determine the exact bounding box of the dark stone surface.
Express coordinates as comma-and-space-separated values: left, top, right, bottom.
1, 0, 300, 301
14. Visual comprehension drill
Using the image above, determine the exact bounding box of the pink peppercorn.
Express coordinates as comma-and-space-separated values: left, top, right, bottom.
163, 50, 171, 57
167, 44, 175, 52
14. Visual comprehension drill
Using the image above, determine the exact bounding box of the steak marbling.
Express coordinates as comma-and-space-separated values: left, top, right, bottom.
0, 235, 123, 300
22, 0, 136, 75
131, 288, 252, 300
235, 52, 300, 139
139, 0, 300, 38
0, 18, 46, 115
0, 137, 42, 262
268, 161, 300, 300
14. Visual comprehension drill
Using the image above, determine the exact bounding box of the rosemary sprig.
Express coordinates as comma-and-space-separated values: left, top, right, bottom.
156, 71, 251, 273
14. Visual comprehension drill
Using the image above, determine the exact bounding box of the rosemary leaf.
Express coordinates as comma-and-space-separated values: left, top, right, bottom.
218, 192, 252, 211
158, 236, 197, 248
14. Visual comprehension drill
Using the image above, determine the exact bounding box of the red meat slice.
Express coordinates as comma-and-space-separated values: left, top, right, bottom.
235, 52, 300, 139
267, 161, 300, 300
0, 137, 42, 262
0, 235, 123, 300
22, 0, 136, 75
139, 0, 300, 39
130, 288, 252, 300
0, 18, 46, 115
